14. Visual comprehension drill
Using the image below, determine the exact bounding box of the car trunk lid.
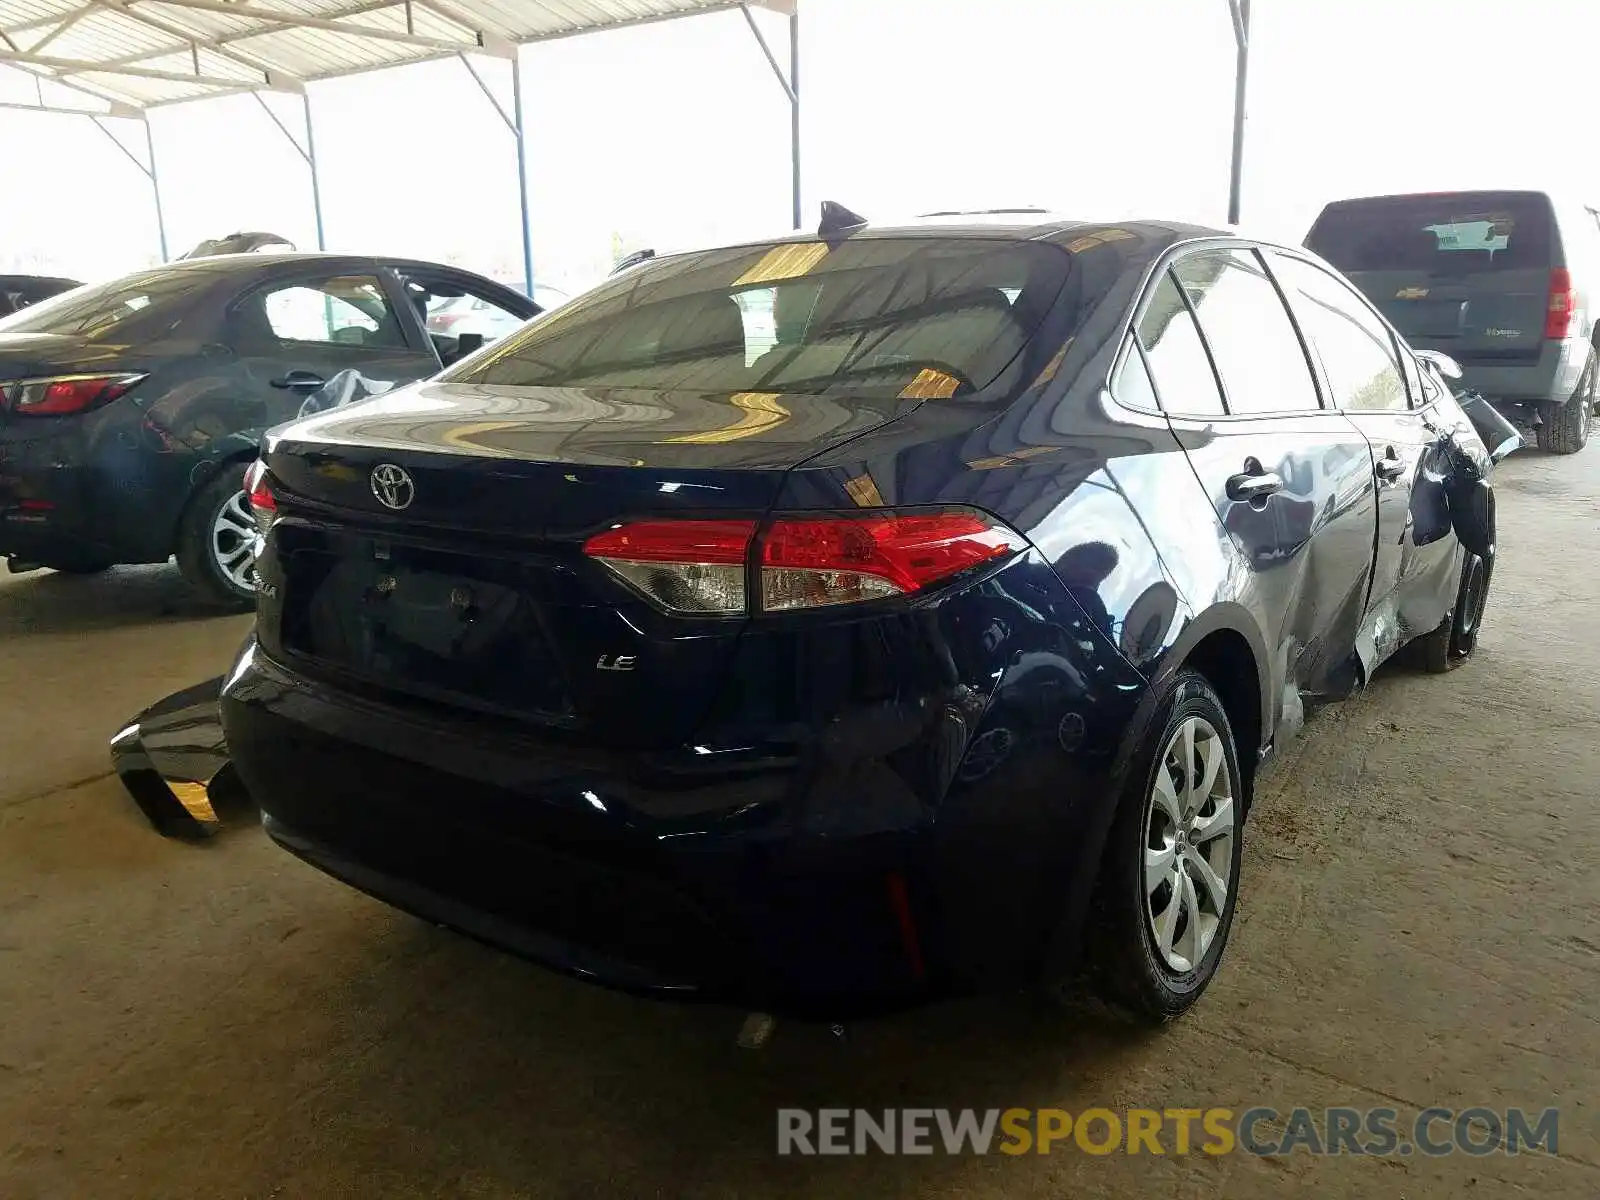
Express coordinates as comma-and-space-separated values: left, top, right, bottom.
258, 379, 909, 749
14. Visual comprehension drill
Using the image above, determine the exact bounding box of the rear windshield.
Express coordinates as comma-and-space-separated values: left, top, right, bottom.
446, 237, 1071, 398
0, 262, 217, 338
1306, 192, 1554, 273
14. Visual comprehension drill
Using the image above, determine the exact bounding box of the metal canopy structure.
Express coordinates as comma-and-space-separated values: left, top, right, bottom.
0, 0, 801, 277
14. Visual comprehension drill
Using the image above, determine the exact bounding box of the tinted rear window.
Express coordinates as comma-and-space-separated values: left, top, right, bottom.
1306, 192, 1554, 273
0, 262, 221, 338
447, 238, 1072, 399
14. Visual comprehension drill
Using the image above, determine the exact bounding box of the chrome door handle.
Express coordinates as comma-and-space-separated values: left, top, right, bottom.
1225, 470, 1283, 502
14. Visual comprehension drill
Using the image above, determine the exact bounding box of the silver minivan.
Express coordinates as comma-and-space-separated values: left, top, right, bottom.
1306, 190, 1600, 453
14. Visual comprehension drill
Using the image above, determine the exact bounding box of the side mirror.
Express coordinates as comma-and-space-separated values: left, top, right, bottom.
1414, 349, 1463, 381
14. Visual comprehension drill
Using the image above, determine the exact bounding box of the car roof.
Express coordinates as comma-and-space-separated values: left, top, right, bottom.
754, 215, 1224, 243
171, 250, 463, 271
1314, 189, 1573, 210
646, 216, 1241, 270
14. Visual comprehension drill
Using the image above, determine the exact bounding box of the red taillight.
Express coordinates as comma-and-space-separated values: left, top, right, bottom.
582, 510, 1024, 614
243, 459, 277, 536
0, 372, 145, 416
1545, 268, 1576, 340
761, 513, 1024, 610
582, 519, 755, 613
582, 519, 754, 565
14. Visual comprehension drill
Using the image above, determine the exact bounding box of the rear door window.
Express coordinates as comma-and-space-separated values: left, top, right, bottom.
1135, 272, 1224, 416
1272, 253, 1409, 412
1306, 192, 1554, 273
256, 275, 407, 350
1174, 249, 1321, 416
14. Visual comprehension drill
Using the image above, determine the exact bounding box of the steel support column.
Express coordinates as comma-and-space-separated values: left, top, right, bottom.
739, 3, 801, 229
143, 118, 169, 260
460, 51, 536, 295
87, 113, 167, 261
253, 91, 326, 249
510, 54, 535, 296
303, 93, 327, 250
789, 9, 800, 229
1226, 0, 1250, 226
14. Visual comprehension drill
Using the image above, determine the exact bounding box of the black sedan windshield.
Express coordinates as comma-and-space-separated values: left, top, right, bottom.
447, 237, 1072, 398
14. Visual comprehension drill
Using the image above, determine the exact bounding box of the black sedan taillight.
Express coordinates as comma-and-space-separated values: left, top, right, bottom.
0, 372, 146, 416
582, 510, 1026, 615
243, 459, 278, 537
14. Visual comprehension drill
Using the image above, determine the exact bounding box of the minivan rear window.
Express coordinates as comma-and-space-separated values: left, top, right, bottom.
446, 237, 1072, 399
1306, 192, 1554, 273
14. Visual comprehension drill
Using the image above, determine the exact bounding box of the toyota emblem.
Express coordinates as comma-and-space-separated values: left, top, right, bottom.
370, 463, 415, 511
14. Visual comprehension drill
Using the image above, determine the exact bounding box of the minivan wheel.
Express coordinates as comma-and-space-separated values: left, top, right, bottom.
1536, 351, 1595, 454
1082, 670, 1244, 1023
175, 466, 258, 610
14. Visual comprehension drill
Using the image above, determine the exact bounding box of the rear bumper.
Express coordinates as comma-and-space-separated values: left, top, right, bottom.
0, 421, 102, 561
0, 510, 112, 566
1451, 339, 1588, 407
221, 644, 954, 1015
218, 599, 1136, 1015
0, 407, 179, 564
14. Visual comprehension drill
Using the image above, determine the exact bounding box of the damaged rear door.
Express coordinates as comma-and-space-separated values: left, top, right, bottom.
1270, 251, 1461, 658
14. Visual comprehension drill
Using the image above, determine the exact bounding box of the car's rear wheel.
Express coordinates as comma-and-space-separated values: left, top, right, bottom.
175, 466, 258, 610
1535, 349, 1595, 454
1082, 670, 1243, 1023
1416, 551, 1492, 673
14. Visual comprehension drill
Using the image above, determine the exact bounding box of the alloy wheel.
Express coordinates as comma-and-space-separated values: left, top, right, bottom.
210, 488, 258, 594
1143, 715, 1236, 974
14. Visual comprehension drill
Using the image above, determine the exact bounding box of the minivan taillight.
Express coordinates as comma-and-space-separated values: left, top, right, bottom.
1545, 268, 1577, 340
244, 459, 278, 536
0, 372, 146, 416
582, 510, 1026, 615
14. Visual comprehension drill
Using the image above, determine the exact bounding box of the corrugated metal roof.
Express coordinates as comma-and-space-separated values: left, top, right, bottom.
0, 0, 789, 109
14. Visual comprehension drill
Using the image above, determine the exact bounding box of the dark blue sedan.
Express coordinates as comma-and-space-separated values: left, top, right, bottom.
149, 212, 1505, 1021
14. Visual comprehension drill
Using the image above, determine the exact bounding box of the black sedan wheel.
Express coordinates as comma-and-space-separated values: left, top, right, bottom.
176, 467, 258, 610
1083, 669, 1244, 1022
1417, 551, 1492, 673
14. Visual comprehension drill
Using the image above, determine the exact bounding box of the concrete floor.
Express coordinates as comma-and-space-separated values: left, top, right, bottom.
2, 449, 1597, 1199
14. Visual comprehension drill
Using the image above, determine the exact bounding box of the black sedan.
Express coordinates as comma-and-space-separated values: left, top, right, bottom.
0, 253, 539, 603
119, 214, 1510, 1022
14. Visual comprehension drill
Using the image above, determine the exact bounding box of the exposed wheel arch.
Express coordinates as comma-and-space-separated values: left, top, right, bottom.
1180, 628, 1263, 812
168, 442, 262, 550
1154, 604, 1270, 789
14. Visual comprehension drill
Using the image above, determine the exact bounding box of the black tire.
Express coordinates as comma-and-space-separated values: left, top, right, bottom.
1416, 551, 1492, 674
1080, 670, 1245, 1023
175, 465, 258, 611
1535, 350, 1595, 454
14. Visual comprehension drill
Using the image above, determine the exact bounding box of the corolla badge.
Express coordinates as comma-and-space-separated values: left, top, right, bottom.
370, 463, 415, 511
